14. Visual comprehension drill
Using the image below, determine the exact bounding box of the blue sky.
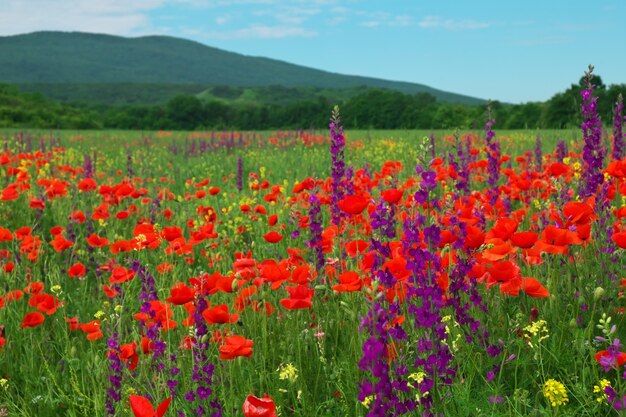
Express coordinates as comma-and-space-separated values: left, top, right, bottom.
2, 0, 624, 103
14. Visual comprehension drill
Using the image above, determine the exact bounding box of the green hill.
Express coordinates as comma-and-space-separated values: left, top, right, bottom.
0, 31, 484, 105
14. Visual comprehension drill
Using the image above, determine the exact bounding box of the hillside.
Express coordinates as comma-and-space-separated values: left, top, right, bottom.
0, 31, 485, 105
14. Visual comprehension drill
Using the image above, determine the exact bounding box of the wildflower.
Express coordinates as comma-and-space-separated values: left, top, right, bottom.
543, 379, 568, 407
523, 319, 549, 348
612, 93, 624, 160
579, 65, 606, 199
594, 379, 612, 404
361, 395, 374, 408
242, 394, 277, 417
277, 363, 298, 383
129, 395, 171, 417
0, 378, 8, 390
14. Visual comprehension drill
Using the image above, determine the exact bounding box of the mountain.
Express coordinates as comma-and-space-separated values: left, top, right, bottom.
0, 31, 485, 105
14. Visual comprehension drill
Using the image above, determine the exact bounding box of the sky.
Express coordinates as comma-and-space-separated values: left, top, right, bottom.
1, 0, 625, 103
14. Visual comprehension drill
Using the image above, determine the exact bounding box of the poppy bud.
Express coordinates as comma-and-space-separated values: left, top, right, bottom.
594, 287, 605, 301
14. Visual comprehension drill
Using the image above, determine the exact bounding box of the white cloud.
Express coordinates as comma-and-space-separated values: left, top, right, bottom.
0, 0, 164, 36
0, 0, 336, 39
418, 16, 489, 30
204, 25, 317, 39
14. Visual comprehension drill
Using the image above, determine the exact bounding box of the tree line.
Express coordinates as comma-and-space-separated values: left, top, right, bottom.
1, 77, 625, 131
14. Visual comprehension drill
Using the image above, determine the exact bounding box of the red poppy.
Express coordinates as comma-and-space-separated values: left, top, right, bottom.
219, 335, 254, 360
79, 320, 103, 340
50, 234, 74, 252
24, 282, 44, 294
613, 231, 626, 249
0, 227, 13, 241
562, 201, 596, 226
68, 262, 87, 279
21, 311, 45, 328
28, 293, 62, 315
263, 231, 283, 244
536, 225, 582, 254
66, 316, 79, 331
280, 285, 314, 310
595, 350, 626, 369
486, 217, 518, 241
118, 342, 138, 371
332, 271, 363, 293
242, 394, 277, 417
110, 267, 136, 285
202, 304, 239, 324
78, 178, 98, 192
129, 395, 171, 417
521, 277, 550, 298
381, 189, 404, 204
6, 289, 23, 302
102, 285, 119, 299
87, 233, 110, 247
510, 231, 538, 249
165, 282, 196, 305
338, 195, 369, 215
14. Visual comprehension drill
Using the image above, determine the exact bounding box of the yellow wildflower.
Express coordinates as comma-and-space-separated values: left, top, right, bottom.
593, 379, 611, 404
278, 363, 298, 383
543, 379, 568, 407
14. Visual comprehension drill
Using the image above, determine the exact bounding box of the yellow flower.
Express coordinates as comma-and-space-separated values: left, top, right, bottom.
361, 395, 374, 408
278, 363, 298, 383
593, 379, 611, 404
523, 319, 549, 348
543, 379, 568, 407
0, 378, 8, 390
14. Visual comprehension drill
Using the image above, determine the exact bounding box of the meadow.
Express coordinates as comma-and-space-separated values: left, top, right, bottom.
0, 90, 625, 416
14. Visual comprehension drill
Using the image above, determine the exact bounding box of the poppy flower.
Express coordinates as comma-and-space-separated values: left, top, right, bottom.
79, 320, 103, 340
520, 277, 550, 298
119, 342, 138, 371
486, 217, 518, 241
78, 178, 98, 192
165, 282, 196, 305
102, 285, 119, 299
263, 231, 283, 244
280, 285, 314, 310
28, 293, 62, 315
219, 335, 254, 360
242, 394, 277, 417
338, 195, 369, 215
613, 231, 626, 249
86, 234, 110, 247
129, 395, 171, 417
21, 311, 45, 328
50, 234, 74, 252
109, 267, 135, 285
510, 231, 538, 249
595, 350, 626, 371
381, 189, 404, 204
68, 262, 87, 279
66, 316, 79, 331
331, 271, 363, 293
0, 227, 13, 241
202, 304, 239, 324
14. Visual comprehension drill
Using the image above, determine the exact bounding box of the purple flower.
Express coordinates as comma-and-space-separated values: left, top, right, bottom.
329, 106, 346, 226
612, 93, 624, 160
306, 190, 325, 274
237, 155, 243, 192
579, 65, 606, 199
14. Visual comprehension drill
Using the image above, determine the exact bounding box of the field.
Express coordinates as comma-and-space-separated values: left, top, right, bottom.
0, 100, 625, 417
